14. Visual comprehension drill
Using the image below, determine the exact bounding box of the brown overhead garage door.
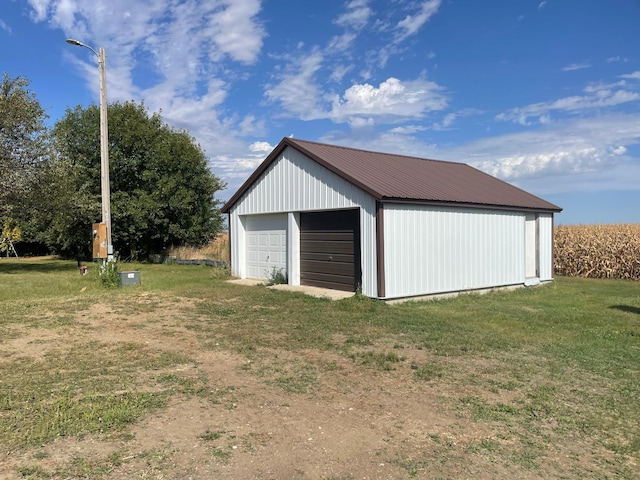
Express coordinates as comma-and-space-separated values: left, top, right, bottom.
300, 209, 361, 292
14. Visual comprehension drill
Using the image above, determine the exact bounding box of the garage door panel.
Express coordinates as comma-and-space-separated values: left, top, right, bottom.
245, 214, 287, 281
269, 233, 282, 247
301, 252, 354, 264
301, 232, 354, 241
300, 240, 353, 255
302, 213, 357, 230
300, 209, 360, 292
300, 272, 355, 291
300, 258, 355, 274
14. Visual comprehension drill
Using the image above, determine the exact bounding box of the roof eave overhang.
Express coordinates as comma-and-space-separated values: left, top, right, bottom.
380, 197, 563, 213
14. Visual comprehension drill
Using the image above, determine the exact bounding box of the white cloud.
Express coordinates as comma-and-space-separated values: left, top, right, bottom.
333, 0, 371, 30
496, 87, 640, 125
238, 115, 266, 137
432, 108, 481, 130
607, 56, 628, 63
583, 81, 627, 93
326, 1, 372, 56
612, 145, 627, 155
0, 18, 11, 34
388, 125, 428, 135
327, 32, 357, 52
562, 62, 591, 72
27, 0, 49, 22
329, 77, 447, 124
538, 1, 547, 10
207, 0, 264, 64
440, 113, 457, 128
249, 141, 273, 154
29, 0, 267, 107
264, 50, 325, 120
620, 71, 640, 80
213, 140, 275, 181
329, 64, 353, 83
450, 114, 640, 190
395, 0, 441, 43
265, 48, 447, 125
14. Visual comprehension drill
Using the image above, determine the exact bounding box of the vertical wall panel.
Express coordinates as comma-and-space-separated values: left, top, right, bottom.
525, 213, 538, 278
228, 147, 377, 297
383, 205, 526, 298
229, 214, 246, 279
538, 213, 553, 280
288, 212, 301, 286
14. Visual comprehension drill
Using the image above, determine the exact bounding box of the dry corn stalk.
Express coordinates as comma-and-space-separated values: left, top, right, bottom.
554, 224, 640, 280
168, 233, 230, 263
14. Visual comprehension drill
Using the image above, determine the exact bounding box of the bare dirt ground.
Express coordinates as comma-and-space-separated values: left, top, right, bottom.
0, 294, 621, 480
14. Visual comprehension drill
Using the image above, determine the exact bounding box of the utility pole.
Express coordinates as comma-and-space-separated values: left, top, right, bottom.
66, 39, 112, 261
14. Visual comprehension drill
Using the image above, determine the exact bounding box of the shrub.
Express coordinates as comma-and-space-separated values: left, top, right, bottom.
99, 259, 121, 288
266, 266, 287, 285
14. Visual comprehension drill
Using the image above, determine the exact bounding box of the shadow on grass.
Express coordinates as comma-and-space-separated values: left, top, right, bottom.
0, 259, 79, 274
609, 305, 640, 315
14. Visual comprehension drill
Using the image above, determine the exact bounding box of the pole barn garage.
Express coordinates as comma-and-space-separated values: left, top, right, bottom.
221, 138, 562, 300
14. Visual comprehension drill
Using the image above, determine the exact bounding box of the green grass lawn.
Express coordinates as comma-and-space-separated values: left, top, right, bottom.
0, 257, 638, 478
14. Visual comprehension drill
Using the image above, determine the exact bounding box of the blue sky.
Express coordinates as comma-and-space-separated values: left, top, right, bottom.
2, 0, 639, 224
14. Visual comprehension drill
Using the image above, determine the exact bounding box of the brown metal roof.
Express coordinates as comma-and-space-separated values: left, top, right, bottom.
222, 137, 562, 213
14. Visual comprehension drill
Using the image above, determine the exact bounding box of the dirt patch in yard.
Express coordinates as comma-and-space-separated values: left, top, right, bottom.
0, 295, 631, 479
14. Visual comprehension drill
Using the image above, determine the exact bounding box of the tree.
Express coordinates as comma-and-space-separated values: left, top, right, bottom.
0, 220, 22, 257
41, 101, 226, 259
0, 73, 49, 224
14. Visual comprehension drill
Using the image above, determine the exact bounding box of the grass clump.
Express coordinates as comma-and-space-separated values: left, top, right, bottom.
200, 429, 225, 441
349, 350, 404, 371
1, 390, 167, 450
413, 362, 444, 382
265, 266, 287, 285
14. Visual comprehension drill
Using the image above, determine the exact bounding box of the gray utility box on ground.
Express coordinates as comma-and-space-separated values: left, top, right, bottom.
119, 271, 141, 287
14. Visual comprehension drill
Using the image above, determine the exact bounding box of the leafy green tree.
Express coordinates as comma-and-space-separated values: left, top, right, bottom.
41, 101, 226, 259
0, 73, 49, 224
26, 156, 99, 255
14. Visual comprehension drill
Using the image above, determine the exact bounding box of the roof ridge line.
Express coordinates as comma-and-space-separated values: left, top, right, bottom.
287, 137, 462, 166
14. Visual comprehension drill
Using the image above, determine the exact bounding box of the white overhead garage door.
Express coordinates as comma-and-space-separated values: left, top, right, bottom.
245, 214, 287, 280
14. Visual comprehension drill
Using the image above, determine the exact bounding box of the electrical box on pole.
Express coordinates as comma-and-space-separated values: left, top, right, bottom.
92, 223, 108, 259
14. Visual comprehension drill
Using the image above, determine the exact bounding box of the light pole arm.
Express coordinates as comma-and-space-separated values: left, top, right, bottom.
66, 39, 99, 57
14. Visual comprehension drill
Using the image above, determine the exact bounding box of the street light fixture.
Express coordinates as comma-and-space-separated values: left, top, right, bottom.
66, 38, 112, 261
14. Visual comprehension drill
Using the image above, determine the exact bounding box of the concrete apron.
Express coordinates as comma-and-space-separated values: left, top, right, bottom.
227, 278, 355, 301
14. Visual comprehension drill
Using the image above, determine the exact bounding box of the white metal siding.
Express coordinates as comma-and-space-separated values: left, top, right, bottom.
229, 213, 246, 279
525, 213, 538, 279
232, 147, 375, 215
383, 205, 525, 298
287, 212, 301, 286
538, 213, 554, 280
228, 147, 377, 297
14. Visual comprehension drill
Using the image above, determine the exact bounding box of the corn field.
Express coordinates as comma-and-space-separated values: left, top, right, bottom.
554, 224, 640, 280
